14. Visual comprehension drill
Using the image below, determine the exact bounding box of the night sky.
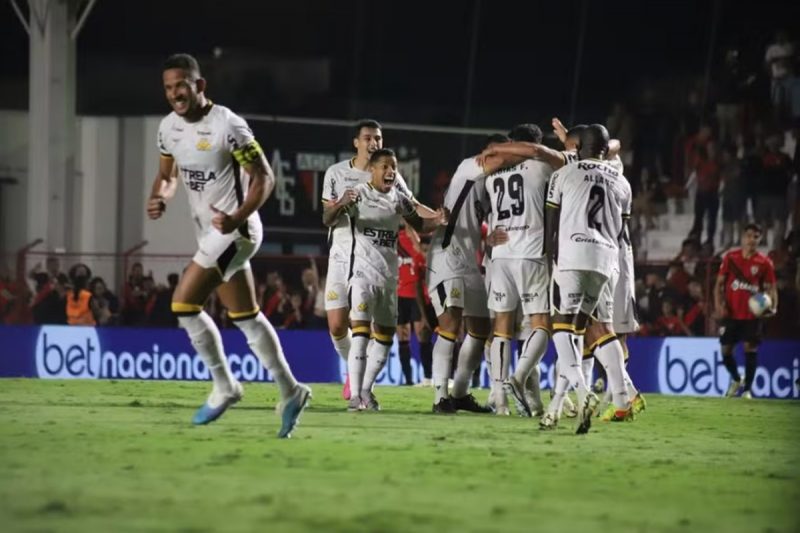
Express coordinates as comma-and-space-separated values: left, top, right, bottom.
1, 0, 798, 126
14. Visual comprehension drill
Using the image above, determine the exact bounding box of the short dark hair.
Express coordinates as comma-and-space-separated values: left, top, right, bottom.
508, 123, 543, 143
744, 223, 763, 234
578, 124, 610, 159
354, 119, 382, 139
482, 133, 510, 151
369, 148, 396, 165
163, 54, 201, 79
566, 124, 588, 140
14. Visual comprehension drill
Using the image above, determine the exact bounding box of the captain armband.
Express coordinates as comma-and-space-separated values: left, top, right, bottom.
232, 140, 264, 166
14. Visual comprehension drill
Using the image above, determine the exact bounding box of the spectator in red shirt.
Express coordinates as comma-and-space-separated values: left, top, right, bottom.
714, 224, 778, 398
654, 299, 691, 336
683, 280, 707, 336
687, 127, 720, 246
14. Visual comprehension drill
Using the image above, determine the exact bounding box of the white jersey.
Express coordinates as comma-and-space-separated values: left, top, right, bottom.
485, 158, 551, 259
157, 104, 261, 239
546, 158, 631, 278
349, 182, 416, 287
561, 150, 579, 166
322, 159, 413, 263
427, 157, 489, 288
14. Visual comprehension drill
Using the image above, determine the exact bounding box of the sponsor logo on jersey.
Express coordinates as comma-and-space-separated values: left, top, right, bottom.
182, 168, 217, 192
364, 227, 398, 247
570, 233, 615, 249
196, 138, 212, 151
578, 161, 618, 177
326, 290, 339, 301
730, 279, 758, 293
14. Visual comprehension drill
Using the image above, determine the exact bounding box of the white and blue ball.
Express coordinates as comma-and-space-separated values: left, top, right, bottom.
748, 292, 772, 317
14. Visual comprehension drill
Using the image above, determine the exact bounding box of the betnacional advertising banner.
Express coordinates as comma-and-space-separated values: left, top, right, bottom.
1, 326, 798, 399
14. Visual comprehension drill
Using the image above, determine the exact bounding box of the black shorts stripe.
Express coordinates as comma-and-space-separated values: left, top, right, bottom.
436, 283, 447, 309
217, 241, 238, 275
552, 280, 561, 310
442, 180, 475, 248
347, 217, 357, 281
232, 163, 249, 239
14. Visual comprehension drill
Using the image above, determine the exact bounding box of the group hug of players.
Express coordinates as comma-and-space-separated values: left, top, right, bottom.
322, 118, 650, 434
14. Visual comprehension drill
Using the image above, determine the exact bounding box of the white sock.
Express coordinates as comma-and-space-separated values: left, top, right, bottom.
623, 365, 639, 397
179, 311, 235, 406
234, 313, 298, 398
452, 333, 484, 397
331, 330, 351, 362
552, 331, 589, 406
581, 356, 595, 388
361, 339, 391, 394
526, 365, 541, 404
594, 339, 630, 409
548, 373, 571, 416
490, 336, 511, 394
513, 328, 549, 384
432, 335, 455, 402
348, 334, 369, 398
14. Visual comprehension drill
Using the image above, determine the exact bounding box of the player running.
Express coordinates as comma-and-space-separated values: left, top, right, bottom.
147, 54, 310, 438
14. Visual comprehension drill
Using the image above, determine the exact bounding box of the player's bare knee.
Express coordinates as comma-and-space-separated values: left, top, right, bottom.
493, 312, 515, 338
396, 324, 411, 341
465, 316, 491, 339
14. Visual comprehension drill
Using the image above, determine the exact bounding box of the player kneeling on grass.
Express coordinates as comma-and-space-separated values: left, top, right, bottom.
148, 54, 310, 438
714, 223, 778, 399
323, 149, 446, 411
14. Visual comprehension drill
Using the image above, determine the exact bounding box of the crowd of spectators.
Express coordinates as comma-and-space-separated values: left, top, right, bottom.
1, 30, 798, 338
0, 256, 326, 331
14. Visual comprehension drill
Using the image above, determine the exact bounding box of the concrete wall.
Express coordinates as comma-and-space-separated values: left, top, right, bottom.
0, 111, 195, 289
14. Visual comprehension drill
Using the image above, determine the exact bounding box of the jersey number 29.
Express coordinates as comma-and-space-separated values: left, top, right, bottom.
493, 174, 525, 221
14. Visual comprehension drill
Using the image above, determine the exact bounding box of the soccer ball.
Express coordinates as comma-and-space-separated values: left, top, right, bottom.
748, 293, 772, 317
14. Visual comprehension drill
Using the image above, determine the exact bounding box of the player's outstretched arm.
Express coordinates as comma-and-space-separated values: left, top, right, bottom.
607, 139, 621, 159
404, 207, 446, 234
147, 156, 176, 220
484, 142, 566, 170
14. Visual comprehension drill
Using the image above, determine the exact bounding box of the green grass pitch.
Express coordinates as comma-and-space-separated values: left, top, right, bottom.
0, 379, 798, 532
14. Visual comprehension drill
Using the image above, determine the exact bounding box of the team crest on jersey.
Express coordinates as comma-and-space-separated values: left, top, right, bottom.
750, 266, 759, 276
196, 138, 212, 151
450, 287, 461, 299
357, 302, 369, 312
326, 290, 339, 301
